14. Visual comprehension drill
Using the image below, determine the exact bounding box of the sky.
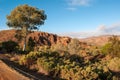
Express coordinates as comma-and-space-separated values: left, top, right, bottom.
0, 0, 120, 38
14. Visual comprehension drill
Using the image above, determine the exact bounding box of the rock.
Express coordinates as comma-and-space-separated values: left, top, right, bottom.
0, 29, 71, 47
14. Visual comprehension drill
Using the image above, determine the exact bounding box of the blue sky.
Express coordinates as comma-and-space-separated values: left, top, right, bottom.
0, 0, 120, 38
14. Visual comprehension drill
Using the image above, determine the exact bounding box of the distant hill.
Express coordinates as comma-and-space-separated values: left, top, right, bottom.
80, 35, 120, 46
0, 29, 71, 46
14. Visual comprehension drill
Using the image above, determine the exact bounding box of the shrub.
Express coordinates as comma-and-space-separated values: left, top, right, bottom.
19, 51, 42, 66
67, 39, 81, 55
0, 42, 2, 52
19, 48, 114, 80
108, 36, 120, 57
101, 36, 120, 57
1, 40, 19, 53
51, 43, 67, 52
38, 45, 51, 52
101, 43, 112, 54
108, 57, 120, 72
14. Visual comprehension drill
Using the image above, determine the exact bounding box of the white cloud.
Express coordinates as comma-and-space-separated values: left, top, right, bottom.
98, 23, 120, 35
67, 0, 92, 6
65, 0, 94, 10
58, 23, 120, 38
97, 25, 106, 31
58, 32, 98, 38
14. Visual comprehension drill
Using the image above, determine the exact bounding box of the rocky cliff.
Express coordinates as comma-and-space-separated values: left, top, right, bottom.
0, 29, 71, 46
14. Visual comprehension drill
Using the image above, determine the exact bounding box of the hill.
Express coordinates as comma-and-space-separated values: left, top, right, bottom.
1, 29, 120, 47
0, 29, 71, 46
80, 35, 120, 46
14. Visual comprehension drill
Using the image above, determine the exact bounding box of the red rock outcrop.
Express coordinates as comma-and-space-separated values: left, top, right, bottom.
0, 29, 71, 46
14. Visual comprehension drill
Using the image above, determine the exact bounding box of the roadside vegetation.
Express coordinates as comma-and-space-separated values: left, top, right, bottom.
1, 35, 119, 80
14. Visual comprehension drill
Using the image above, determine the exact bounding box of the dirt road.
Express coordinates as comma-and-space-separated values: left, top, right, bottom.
0, 60, 29, 80
0, 54, 53, 80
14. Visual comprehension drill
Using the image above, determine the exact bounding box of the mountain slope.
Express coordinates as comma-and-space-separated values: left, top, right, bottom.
80, 35, 120, 46
0, 29, 71, 46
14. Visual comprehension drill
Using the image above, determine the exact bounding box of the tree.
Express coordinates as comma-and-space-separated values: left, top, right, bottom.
6, 4, 47, 51
26, 37, 35, 51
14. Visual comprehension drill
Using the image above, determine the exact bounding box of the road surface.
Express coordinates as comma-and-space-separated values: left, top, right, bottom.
0, 60, 29, 80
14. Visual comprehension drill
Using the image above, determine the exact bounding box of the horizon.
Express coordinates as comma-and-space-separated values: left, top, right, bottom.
0, 0, 120, 38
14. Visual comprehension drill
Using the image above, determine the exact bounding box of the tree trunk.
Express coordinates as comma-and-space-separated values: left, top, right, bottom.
22, 26, 28, 51
23, 36, 27, 51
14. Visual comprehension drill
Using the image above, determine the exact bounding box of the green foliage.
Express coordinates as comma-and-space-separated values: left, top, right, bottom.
19, 51, 41, 67
101, 43, 112, 54
15, 30, 24, 42
67, 39, 81, 55
0, 42, 2, 51
1, 40, 19, 53
109, 36, 120, 57
38, 45, 51, 52
51, 39, 82, 55
37, 57, 55, 72
6, 4, 47, 51
101, 36, 120, 57
7, 4, 46, 29
108, 57, 120, 72
26, 37, 35, 51
93, 62, 113, 80
107, 57, 120, 79
19, 50, 113, 80
51, 43, 67, 52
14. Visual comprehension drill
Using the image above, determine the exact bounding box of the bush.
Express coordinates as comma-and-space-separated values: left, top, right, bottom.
108, 57, 120, 72
19, 50, 114, 80
101, 36, 120, 57
51, 43, 67, 52
19, 51, 42, 66
67, 39, 81, 55
109, 36, 120, 57
1, 40, 19, 53
0, 42, 2, 52
107, 57, 120, 79
101, 43, 112, 54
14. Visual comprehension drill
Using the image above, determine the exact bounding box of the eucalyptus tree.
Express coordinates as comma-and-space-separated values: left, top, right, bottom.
6, 4, 47, 51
